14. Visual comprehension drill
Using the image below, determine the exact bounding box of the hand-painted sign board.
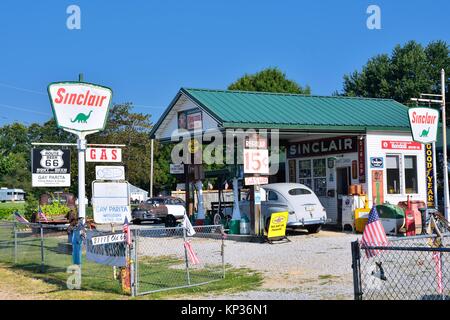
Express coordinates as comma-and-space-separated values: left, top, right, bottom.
408, 107, 439, 144
48, 82, 112, 133
243, 149, 269, 174
86, 230, 126, 267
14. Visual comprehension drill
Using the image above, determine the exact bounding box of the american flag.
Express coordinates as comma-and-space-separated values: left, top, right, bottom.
361, 206, 388, 258
184, 240, 200, 265
432, 251, 443, 294
123, 216, 131, 245
38, 206, 48, 222
14, 211, 29, 224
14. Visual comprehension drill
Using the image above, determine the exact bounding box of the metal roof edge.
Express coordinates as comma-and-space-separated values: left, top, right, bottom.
149, 90, 183, 139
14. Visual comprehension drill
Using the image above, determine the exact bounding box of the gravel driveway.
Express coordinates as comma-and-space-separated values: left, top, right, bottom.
197, 230, 360, 300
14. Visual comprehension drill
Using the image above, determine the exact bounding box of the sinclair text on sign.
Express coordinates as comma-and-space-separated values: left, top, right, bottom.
48, 82, 112, 132
86, 148, 122, 162
408, 107, 439, 144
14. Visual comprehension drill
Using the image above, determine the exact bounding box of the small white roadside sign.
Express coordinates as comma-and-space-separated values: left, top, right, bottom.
408, 107, 439, 144
95, 166, 125, 180
92, 181, 131, 224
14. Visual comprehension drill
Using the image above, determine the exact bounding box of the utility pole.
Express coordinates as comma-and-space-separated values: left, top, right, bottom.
441, 69, 449, 220
77, 73, 87, 220
150, 138, 154, 198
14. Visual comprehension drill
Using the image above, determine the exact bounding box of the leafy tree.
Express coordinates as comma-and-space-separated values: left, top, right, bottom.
228, 67, 311, 94
342, 40, 449, 105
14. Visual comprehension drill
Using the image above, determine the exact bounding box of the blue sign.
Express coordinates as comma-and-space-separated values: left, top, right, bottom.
370, 157, 384, 168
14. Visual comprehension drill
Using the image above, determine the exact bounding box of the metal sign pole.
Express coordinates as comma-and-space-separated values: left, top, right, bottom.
440, 69, 449, 220
77, 134, 87, 220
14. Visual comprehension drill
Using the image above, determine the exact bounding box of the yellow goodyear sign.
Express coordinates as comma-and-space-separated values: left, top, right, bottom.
267, 211, 289, 239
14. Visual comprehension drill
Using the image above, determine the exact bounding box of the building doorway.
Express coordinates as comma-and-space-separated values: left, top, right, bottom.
336, 167, 351, 224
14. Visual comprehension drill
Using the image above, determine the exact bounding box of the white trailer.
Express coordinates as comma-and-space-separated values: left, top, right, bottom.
0, 187, 26, 202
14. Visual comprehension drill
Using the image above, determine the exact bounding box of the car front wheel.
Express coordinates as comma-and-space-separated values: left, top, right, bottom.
306, 224, 322, 234
165, 215, 177, 228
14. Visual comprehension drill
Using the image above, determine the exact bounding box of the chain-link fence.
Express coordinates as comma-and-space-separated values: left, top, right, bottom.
351, 234, 450, 300
133, 224, 225, 296
0, 221, 127, 295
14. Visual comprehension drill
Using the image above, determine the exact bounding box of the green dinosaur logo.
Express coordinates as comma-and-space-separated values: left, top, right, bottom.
71, 111, 93, 123
420, 127, 430, 138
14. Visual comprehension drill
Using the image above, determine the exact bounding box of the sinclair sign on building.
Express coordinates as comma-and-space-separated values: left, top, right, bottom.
48, 82, 113, 132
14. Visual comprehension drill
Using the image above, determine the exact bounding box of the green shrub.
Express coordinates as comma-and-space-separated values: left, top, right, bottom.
41, 201, 71, 217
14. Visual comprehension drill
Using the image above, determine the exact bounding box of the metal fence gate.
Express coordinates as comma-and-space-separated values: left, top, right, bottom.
351, 234, 450, 300
133, 224, 225, 296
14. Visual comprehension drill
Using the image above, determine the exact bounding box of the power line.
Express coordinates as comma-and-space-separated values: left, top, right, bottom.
0, 82, 46, 96
0, 103, 51, 116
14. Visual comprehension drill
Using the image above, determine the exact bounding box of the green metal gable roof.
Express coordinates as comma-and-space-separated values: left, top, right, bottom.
181, 88, 411, 132
150, 88, 413, 138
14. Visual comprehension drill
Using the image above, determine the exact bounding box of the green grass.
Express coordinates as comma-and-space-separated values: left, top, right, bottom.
0, 202, 26, 220
0, 228, 263, 299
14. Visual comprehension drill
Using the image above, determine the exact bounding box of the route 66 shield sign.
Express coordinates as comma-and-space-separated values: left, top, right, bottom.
40, 149, 64, 169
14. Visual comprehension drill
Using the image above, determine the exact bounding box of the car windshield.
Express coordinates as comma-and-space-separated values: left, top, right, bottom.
148, 199, 164, 205
288, 188, 312, 196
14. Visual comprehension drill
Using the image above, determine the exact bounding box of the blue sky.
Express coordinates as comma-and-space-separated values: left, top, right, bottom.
0, 0, 448, 126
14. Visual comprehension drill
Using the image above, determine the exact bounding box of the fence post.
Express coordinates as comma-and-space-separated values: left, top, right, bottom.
351, 240, 362, 300
221, 225, 225, 279
13, 222, 18, 264
40, 224, 45, 273
183, 227, 191, 285
130, 230, 137, 297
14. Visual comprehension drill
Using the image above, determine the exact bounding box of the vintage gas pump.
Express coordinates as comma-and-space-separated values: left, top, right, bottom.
405, 195, 416, 236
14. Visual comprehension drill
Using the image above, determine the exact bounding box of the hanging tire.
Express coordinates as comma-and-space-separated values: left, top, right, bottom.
306, 224, 322, 234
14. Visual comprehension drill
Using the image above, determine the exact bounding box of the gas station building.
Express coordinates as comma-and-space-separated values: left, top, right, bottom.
150, 88, 429, 230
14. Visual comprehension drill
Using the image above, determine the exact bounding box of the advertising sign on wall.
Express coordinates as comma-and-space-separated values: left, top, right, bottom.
381, 140, 422, 150
408, 107, 439, 144
425, 143, 436, 208
31, 149, 71, 187
287, 136, 357, 158
48, 82, 112, 133
178, 109, 202, 131
95, 166, 125, 180
358, 137, 366, 183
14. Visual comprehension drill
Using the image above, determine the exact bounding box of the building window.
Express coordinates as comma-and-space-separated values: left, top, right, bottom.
313, 158, 327, 197
404, 155, 418, 194
386, 155, 400, 194
299, 159, 312, 188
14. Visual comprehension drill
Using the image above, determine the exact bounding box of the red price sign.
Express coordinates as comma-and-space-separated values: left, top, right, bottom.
244, 149, 269, 174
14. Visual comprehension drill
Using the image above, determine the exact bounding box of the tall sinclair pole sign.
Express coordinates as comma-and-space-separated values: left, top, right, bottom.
48, 77, 113, 219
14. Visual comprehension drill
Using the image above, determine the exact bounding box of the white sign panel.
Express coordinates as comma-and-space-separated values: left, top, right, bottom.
243, 149, 269, 174
408, 107, 439, 144
96, 166, 125, 180
92, 233, 125, 246
170, 164, 185, 174
86, 148, 122, 162
48, 82, 112, 132
32, 174, 71, 187
244, 176, 269, 186
92, 181, 131, 224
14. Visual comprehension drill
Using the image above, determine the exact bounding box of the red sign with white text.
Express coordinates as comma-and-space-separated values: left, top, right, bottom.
86, 148, 122, 162
381, 141, 422, 151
